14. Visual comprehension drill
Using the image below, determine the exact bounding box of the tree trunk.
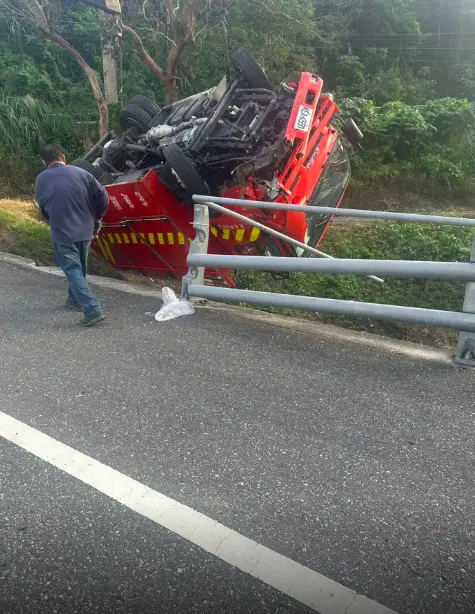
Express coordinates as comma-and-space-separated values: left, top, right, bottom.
99, 12, 119, 104
164, 41, 185, 104
163, 73, 179, 104
47, 30, 109, 135
102, 45, 119, 105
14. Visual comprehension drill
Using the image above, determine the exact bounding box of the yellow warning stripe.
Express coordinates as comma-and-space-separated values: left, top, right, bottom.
106, 241, 115, 264
250, 228, 261, 242
100, 228, 261, 249
99, 236, 116, 264
210, 226, 261, 243
96, 237, 109, 261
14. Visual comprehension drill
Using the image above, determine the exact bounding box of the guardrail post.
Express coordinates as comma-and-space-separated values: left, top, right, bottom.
455, 233, 475, 366
181, 203, 209, 299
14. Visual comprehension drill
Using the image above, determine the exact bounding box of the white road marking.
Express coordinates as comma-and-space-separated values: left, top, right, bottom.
0, 411, 398, 614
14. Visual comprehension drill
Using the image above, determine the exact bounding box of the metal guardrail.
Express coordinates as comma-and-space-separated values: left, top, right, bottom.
183, 196, 475, 367
193, 195, 475, 228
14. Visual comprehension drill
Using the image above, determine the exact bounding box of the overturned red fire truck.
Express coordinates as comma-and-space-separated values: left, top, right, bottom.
71, 49, 362, 286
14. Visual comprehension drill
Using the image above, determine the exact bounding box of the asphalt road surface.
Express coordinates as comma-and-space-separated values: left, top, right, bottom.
0, 260, 474, 614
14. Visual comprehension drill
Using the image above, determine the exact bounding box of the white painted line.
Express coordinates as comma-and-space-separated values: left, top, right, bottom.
0, 411, 398, 614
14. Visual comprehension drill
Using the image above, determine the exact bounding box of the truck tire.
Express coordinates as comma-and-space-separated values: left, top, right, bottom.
231, 48, 272, 90
70, 158, 103, 180
129, 95, 162, 120
162, 143, 210, 198
119, 103, 152, 133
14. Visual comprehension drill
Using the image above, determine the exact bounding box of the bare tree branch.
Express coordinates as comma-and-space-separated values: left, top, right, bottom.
164, 0, 177, 24
48, 30, 109, 134
141, 0, 150, 20
251, 0, 329, 43
120, 0, 215, 103
134, 24, 176, 46
121, 22, 165, 78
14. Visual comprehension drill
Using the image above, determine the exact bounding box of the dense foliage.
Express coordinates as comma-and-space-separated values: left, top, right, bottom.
1, 0, 475, 194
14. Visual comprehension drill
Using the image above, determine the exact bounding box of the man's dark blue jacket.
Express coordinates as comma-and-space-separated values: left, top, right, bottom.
35, 163, 109, 244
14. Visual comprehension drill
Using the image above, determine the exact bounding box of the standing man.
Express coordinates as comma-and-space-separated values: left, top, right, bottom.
36, 144, 109, 327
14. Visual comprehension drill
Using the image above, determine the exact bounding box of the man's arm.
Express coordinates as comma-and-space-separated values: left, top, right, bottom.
89, 175, 109, 220
35, 177, 49, 223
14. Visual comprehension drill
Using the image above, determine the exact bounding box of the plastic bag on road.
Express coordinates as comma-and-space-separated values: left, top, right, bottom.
155, 287, 195, 322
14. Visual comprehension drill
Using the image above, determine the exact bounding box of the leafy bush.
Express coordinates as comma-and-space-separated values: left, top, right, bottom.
363, 101, 435, 161
335, 55, 368, 95
341, 96, 475, 189
338, 97, 375, 124
417, 154, 464, 188
420, 98, 475, 144
448, 64, 475, 102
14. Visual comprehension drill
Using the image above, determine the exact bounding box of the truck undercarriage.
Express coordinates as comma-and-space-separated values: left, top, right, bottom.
72, 48, 362, 285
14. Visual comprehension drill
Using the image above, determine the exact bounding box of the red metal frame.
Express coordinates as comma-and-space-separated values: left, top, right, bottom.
94, 72, 348, 285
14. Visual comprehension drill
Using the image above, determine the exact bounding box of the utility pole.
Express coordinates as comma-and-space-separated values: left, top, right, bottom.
99, 11, 119, 104
434, 0, 442, 71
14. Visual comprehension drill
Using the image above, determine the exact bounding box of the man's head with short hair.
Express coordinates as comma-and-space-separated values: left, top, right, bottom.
40, 144, 66, 168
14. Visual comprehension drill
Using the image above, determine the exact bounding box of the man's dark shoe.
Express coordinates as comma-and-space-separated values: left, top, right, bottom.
65, 300, 83, 312
80, 312, 106, 327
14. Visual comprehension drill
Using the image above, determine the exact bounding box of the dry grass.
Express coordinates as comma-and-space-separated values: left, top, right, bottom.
0, 198, 37, 215
0, 198, 54, 265
0, 199, 121, 277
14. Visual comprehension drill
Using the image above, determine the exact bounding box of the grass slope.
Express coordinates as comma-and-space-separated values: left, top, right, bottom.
0, 199, 119, 277
0, 200, 53, 265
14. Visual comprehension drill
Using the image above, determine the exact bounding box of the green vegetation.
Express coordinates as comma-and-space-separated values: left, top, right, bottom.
342, 97, 475, 193
1, 0, 475, 195
0, 97, 85, 196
